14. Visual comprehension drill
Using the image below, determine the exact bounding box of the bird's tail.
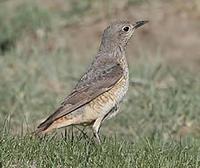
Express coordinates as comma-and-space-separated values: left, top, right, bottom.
33, 119, 53, 136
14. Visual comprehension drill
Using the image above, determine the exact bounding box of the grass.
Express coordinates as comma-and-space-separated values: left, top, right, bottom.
0, 0, 200, 167
1, 135, 200, 167
0, 45, 200, 167
0, 135, 200, 168
0, 1, 51, 53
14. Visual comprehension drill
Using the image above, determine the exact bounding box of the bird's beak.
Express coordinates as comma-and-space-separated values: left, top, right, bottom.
133, 20, 149, 29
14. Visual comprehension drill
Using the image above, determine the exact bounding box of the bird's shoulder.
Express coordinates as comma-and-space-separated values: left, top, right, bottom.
74, 55, 122, 90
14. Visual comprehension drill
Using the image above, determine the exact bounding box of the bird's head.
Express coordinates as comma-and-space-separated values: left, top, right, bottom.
99, 20, 148, 51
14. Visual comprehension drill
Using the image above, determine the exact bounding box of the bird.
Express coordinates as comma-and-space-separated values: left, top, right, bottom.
35, 20, 148, 143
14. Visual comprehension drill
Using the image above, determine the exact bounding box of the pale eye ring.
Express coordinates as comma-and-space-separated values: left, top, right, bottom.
122, 26, 130, 32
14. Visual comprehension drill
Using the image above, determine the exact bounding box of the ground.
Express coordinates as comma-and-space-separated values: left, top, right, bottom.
0, 0, 200, 167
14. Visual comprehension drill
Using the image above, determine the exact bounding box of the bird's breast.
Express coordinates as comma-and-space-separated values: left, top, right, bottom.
87, 73, 129, 114
89, 55, 129, 114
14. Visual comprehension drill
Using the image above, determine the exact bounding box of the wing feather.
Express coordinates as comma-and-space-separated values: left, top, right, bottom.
37, 64, 123, 131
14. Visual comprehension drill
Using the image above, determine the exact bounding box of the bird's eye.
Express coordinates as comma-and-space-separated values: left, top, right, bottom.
122, 26, 130, 32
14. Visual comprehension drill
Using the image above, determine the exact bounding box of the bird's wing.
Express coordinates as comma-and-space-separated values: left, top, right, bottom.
37, 63, 123, 130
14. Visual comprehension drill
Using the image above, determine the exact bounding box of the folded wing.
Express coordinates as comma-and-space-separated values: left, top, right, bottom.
37, 64, 123, 131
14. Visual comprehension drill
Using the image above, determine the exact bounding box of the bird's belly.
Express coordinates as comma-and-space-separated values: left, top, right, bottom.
62, 76, 129, 126
82, 76, 129, 121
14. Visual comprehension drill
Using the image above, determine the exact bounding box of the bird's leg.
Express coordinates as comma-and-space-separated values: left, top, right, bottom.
92, 116, 104, 144
94, 131, 101, 144
92, 106, 120, 144
104, 105, 119, 120
74, 125, 91, 141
